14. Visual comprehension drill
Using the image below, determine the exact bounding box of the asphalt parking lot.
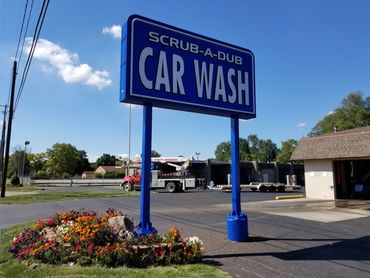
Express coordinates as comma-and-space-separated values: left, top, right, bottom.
1, 187, 370, 277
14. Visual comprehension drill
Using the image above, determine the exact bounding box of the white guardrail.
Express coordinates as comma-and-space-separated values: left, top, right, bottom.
31, 179, 122, 186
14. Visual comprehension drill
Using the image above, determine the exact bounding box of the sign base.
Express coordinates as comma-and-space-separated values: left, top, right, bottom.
227, 213, 248, 242
136, 222, 158, 237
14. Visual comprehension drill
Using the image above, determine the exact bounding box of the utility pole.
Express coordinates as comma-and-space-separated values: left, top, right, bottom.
0, 105, 8, 191
1, 61, 17, 198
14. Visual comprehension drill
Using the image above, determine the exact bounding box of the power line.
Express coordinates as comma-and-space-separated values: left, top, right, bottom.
18, 0, 35, 67
14, 0, 29, 61
14, 0, 50, 113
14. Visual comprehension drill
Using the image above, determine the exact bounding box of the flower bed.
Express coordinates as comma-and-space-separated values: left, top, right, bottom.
8, 209, 204, 267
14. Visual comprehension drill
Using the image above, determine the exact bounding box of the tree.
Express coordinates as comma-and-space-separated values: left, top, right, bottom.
276, 139, 298, 163
28, 152, 47, 175
46, 143, 81, 176
247, 134, 259, 161
310, 92, 370, 135
7, 146, 30, 178
151, 150, 161, 157
96, 153, 117, 166
76, 150, 91, 174
214, 138, 250, 161
257, 139, 278, 162
214, 141, 231, 161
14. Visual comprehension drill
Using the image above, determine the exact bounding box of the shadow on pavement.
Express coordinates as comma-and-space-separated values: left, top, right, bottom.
204, 236, 370, 261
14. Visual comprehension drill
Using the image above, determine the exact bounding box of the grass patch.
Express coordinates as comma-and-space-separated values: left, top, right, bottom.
6, 187, 43, 192
0, 191, 140, 204
0, 224, 229, 278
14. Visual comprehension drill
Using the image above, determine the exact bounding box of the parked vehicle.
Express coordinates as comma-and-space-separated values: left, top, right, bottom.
121, 157, 205, 193
210, 182, 301, 192
246, 182, 301, 192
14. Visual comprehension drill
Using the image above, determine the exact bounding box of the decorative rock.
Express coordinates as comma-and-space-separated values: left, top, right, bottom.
108, 216, 134, 236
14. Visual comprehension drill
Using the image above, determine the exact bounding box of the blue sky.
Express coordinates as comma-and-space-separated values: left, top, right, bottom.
0, 0, 369, 161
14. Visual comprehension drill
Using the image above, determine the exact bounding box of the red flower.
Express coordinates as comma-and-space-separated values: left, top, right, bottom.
87, 243, 94, 250
47, 219, 56, 226
160, 250, 164, 255
76, 245, 81, 251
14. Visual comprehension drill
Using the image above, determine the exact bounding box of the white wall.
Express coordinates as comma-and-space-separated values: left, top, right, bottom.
304, 160, 335, 200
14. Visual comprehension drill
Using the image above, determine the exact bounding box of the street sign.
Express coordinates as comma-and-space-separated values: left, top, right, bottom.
120, 15, 256, 119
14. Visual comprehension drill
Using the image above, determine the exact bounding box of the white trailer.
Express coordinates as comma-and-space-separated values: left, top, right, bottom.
246, 182, 301, 192
212, 182, 301, 192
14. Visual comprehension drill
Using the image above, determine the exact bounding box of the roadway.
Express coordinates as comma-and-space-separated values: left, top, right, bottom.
1, 187, 370, 277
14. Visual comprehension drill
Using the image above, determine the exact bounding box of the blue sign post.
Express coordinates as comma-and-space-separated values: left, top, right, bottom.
139, 103, 157, 235
120, 15, 255, 241
227, 116, 248, 241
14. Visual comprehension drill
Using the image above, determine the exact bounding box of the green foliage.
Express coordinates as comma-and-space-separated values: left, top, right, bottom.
7, 146, 30, 178
214, 134, 280, 162
76, 150, 91, 174
95, 171, 125, 179
257, 139, 278, 162
95, 173, 103, 179
45, 143, 90, 177
10, 175, 20, 186
276, 139, 298, 163
214, 141, 231, 161
310, 92, 370, 135
28, 152, 47, 175
247, 134, 259, 161
96, 153, 117, 166
239, 139, 250, 161
214, 139, 250, 161
0, 191, 139, 204
7, 151, 20, 178
151, 150, 161, 157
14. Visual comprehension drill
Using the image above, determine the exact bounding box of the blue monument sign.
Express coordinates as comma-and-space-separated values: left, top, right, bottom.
120, 15, 255, 242
120, 15, 255, 119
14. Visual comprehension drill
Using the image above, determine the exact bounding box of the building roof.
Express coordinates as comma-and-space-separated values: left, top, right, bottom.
291, 126, 370, 160
96, 166, 123, 172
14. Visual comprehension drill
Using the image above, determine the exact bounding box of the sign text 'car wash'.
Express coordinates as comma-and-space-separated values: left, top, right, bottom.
120, 15, 256, 119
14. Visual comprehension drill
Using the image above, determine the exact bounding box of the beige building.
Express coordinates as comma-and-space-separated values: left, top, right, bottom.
291, 126, 370, 200
95, 166, 124, 175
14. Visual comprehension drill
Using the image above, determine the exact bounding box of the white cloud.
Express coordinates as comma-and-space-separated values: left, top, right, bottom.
87, 153, 100, 163
102, 25, 121, 39
24, 38, 112, 90
297, 122, 306, 128
326, 110, 335, 115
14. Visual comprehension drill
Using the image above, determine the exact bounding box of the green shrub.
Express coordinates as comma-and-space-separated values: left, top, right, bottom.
95, 173, 103, 179
95, 172, 125, 179
10, 175, 20, 186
